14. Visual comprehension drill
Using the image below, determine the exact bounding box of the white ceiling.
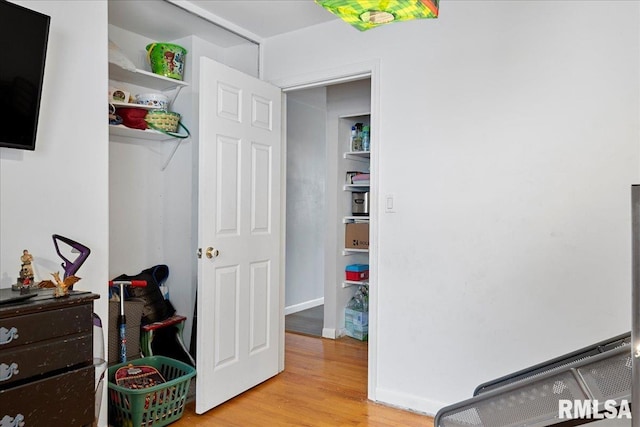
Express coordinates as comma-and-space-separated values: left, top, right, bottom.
109, 0, 339, 48
185, 0, 339, 39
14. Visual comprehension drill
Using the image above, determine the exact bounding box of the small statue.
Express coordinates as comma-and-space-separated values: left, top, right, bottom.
18, 249, 34, 285
38, 271, 81, 297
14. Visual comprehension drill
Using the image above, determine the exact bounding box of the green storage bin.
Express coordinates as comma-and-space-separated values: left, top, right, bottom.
108, 356, 195, 427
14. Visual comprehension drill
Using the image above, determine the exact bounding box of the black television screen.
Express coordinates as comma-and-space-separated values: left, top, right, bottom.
0, 1, 50, 150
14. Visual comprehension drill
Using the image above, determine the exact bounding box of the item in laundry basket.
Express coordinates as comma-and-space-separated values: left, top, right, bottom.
115, 364, 166, 390
108, 356, 196, 427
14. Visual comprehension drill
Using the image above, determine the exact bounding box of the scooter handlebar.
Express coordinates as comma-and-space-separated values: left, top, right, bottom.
109, 280, 147, 287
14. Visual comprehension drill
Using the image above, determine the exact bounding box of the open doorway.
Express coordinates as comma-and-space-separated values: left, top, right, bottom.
284, 87, 328, 337
284, 78, 372, 342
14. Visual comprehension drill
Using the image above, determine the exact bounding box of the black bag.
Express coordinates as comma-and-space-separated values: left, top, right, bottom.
151, 325, 195, 367
112, 264, 175, 325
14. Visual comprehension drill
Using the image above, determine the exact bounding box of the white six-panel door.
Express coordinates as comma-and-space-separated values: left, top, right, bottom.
196, 57, 282, 414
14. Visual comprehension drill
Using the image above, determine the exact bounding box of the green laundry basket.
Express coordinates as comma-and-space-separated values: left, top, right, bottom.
108, 356, 195, 427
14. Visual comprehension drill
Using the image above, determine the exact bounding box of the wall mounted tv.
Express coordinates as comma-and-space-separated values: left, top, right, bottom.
0, 1, 50, 150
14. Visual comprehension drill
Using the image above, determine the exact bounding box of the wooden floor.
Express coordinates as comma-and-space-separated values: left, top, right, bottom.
173, 332, 434, 426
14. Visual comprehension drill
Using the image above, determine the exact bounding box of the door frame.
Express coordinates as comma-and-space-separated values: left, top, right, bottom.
272, 59, 381, 400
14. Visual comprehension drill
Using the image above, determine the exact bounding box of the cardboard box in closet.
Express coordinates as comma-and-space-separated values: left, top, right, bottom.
345, 223, 369, 249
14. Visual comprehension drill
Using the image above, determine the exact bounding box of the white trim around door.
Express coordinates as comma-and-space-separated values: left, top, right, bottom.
272, 59, 381, 402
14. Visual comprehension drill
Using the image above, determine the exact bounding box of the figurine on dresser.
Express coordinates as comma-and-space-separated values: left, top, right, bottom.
18, 249, 34, 286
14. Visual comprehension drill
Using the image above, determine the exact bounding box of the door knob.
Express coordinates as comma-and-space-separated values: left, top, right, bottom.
206, 247, 219, 259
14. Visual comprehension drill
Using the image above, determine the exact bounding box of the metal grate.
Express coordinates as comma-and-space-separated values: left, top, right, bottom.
436, 343, 631, 427
442, 408, 483, 426
439, 371, 586, 427
440, 408, 482, 427
474, 334, 630, 396
578, 352, 632, 401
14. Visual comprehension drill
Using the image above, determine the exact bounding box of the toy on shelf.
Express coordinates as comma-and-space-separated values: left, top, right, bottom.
12, 235, 91, 296
18, 249, 35, 286
38, 271, 81, 298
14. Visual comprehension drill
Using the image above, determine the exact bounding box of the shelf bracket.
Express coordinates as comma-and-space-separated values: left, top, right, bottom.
161, 138, 183, 171
167, 85, 185, 109
342, 281, 369, 288
343, 151, 370, 162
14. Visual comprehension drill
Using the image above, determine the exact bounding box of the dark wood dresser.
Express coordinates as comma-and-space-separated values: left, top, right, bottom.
0, 291, 99, 426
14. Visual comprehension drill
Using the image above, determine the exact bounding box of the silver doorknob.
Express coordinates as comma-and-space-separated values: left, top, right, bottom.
206, 247, 219, 259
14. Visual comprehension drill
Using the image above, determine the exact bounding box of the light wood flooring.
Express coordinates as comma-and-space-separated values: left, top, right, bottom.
173, 332, 434, 426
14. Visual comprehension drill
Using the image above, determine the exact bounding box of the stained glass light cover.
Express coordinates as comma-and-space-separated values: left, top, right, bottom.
315, 0, 439, 31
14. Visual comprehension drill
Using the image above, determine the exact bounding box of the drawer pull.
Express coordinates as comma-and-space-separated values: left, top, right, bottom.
0, 326, 19, 345
0, 362, 19, 382
0, 413, 25, 426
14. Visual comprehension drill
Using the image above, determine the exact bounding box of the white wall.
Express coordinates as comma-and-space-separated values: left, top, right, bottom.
264, 1, 640, 414
224, 43, 260, 78
285, 88, 327, 312
0, 0, 109, 424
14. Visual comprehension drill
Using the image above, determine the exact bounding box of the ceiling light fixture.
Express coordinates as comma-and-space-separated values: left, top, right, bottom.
315, 0, 439, 31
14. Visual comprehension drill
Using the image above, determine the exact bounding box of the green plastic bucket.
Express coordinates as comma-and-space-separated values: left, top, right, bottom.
146, 42, 187, 80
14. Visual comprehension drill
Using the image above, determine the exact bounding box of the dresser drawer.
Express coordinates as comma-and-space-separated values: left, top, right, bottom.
0, 363, 94, 427
0, 332, 92, 387
0, 303, 92, 350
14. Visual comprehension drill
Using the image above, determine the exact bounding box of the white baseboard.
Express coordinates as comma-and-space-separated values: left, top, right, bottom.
322, 328, 336, 339
374, 387, 445, 417
321, 327, 347, 340
284, 297, 324, 316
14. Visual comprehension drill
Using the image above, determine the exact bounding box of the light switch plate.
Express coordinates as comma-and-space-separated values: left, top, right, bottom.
385, 194, 395, 213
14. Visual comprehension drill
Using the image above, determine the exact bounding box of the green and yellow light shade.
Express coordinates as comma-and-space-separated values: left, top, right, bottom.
315, 0, 439, 31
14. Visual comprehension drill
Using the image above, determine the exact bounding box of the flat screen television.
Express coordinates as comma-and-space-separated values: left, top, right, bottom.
0, 0, 50, 150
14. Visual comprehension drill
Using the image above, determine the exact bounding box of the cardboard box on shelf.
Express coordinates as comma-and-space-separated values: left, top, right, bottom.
345, 223, 369, 249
